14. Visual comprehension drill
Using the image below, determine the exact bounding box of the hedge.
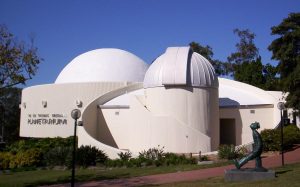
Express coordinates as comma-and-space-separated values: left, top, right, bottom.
261, 125, 300, 151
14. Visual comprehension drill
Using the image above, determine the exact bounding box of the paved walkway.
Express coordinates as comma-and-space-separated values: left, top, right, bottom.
48, 146, 300, 187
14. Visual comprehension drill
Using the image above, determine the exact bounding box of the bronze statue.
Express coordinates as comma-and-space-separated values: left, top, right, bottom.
234, 122, 267, 171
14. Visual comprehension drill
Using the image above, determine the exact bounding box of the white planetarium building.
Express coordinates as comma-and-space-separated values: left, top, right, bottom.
20, 47, 293, 158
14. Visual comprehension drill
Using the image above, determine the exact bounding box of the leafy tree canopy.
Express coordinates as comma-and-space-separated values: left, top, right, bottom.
0, 87, 21, 144
227, 29, 279, 90
189, 42, 229, 75
0, 25, 42, 90
189, 41, 214, 61
0, 25, 42, 144
268, 12, 300, 110
262, 63, 280, 91
228, 29, 259, 64
234, 56, 264, 89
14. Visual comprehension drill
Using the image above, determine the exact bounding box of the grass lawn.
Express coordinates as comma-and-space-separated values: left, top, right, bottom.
1, 161, 299, 187
0, 161, 231, 187
153, 162, 300, 187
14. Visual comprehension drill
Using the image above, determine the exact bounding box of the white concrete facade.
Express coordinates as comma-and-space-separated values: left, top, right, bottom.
19, 47, 294, 158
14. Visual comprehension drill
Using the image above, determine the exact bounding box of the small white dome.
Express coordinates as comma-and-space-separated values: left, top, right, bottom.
143, 47, 218, 88
55, 48, 149, 84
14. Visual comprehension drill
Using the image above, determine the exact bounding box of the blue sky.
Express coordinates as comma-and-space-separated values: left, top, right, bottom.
1, 0, 299, 87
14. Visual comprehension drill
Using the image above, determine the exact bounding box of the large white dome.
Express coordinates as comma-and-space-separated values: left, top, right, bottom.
143, 47, 218, 88
55, 48, 149, 84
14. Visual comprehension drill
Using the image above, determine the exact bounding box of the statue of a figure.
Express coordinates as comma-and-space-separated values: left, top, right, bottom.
234, 122, 267, 171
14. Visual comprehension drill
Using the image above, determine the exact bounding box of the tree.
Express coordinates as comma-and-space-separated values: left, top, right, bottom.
0, 87, 21, 144
228, 29, 279, 90
262, 63, 280, 91
189, 42, 229, 75
0, 25, 42, 89
189, 42, 214, 61
0, 25, 42, 144
228, 29, 259, 64
268, 13, 300, 111
227, 28, 259, 81
234, 56, 265, 89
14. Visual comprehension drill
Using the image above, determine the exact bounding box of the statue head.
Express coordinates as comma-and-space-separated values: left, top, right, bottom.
250, 122, 260, 130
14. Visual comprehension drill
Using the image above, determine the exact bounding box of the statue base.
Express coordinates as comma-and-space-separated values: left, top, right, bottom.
224, 168, 275, 182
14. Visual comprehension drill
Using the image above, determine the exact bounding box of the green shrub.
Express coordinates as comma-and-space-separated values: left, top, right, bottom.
76, 145, 108, 168
164, 153, 179, 165
218, 144, 248, 160
9, 148, 43, 168
105, 159, 124, 167
5, 137, 74, 168
137, 146, 165, 167
235, 146, 248, 158
261, 129, 281, 151
163, 153, 196, 165
44, 145, 108, 168
104, 151, 134, 168
5, 140, 29, 154
44, 146, 72, 167
95, 151, 109, 165
218, 144, 238, 160
105, 157, 145, 168
2, 137, 112, 169
105, 147, 197, 168
138, 146, 165, 161
0, 152, 13, 169
118, 151, 132, 161
5, 137, 74, 155
127, 157, 143, 167
200, 155, 209, 161
283, 125, 300, 149
261, 125, 300, 151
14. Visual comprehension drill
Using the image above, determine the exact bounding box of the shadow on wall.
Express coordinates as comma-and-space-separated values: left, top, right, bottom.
165, 86, 194, 92
219, 106, 243, 146
96, 109, 119, 148
219, 98, 240, 107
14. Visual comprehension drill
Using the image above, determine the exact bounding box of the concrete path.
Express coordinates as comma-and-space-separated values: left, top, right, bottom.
47, 146, 300, 187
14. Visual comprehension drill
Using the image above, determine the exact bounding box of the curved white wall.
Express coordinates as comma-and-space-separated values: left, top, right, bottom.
98, 92, 214, 154
219, 77, 281, 128
19, 45, 289, 159
145, 87, 220, 151
79, 83, 219, 155
20, 79, 283, 157
20, 82, 129, 138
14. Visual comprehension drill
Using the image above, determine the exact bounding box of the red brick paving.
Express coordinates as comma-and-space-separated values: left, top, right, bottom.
46, 146, 300, 187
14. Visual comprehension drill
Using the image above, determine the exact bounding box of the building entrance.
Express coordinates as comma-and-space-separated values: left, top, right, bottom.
220, 118, 236, 145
